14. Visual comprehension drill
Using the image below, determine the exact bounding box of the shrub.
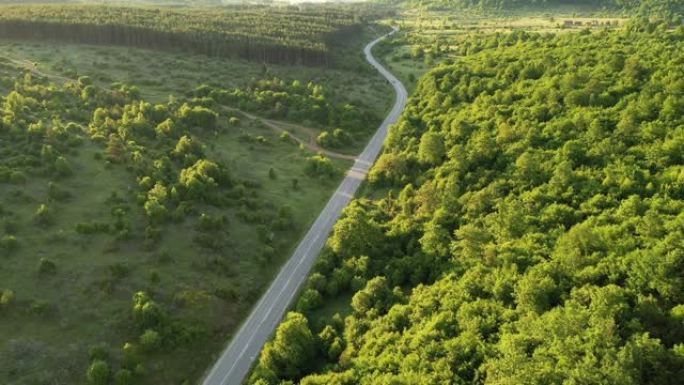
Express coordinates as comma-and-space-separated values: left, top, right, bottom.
155, 118, 176, 137
132, 291, 165, 330
280, 131, 294, 143
28, 299, 52, 316
9, 170, 26, 184
86, 360, 110, 385
38, 258, 57, 275
47, 182, 71, 202
317, 128, 351, 148
0, 289, 14, 307
88, 344, 109, 361
333, 128, 351, 144
109, 263, 130, 279
78, 76, 93, 87
0, 235, 18, 251
316, 131, 334, 148
144, 198, 168, 223
121, 342, 139, 369
54, 156, 72, 176
139, 329, 162, 352
296, 288, 323, 312
114, 369, 133, 385
178, 103, 218, 130
197, 213, 226, 231
34, 204, 53, 226
304, 154, 335, 178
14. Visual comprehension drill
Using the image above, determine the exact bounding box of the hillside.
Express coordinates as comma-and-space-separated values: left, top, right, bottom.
249, 17, 684, 385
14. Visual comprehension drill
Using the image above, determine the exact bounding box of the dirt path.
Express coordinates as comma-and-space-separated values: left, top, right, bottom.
4, 56, 74, 84
224, 107, 357, 161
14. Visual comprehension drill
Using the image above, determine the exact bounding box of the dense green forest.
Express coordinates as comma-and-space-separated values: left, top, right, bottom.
0, 4, 389, 66
250, 16, 684, 385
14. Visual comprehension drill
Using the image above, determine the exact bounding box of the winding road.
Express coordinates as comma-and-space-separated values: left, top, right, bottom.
201, 26, 408, 385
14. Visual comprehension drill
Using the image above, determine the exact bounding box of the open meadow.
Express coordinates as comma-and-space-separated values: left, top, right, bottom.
0, 4, 394, 385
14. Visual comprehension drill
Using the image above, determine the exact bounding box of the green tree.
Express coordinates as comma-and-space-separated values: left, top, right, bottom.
329, 202, 382, 259
418, 131, 445, 166
114, 369, 133, 385
139, 329, 162, 352
257, 312, 316, 380
86, 360, 110, 385
0, 289, 14, 307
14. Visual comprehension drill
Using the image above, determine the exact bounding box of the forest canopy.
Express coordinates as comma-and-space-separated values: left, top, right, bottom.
249, 16, 684, 385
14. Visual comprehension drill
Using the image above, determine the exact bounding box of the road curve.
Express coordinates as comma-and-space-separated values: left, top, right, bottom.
200, 26, 408, 385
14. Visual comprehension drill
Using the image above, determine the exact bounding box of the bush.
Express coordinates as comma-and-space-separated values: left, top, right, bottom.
139, 329, 162, 352
280, 131, 294, 143
114, 369, 133, 385
296, 288, 323, 312
38, 258, 57, 275
0, 235, 18, 251
76, 222, 110, 235
197, 213, 226, 232
47, 182, 71, 202
88, 344, 109, 361
0, 289, 14, 307
28, 299, 52, 316
54, 156, 72, 177
316, 131, 334, 148
109, 263, 130, 279
178, 103, 218, 130
34, 204, 53, 226
9, 170, 26, 184
316, 129, 351, 149
86, 360, 110, 385
304, 154, 335, 178
332, 128, 351, 145
121, 342, 139, 369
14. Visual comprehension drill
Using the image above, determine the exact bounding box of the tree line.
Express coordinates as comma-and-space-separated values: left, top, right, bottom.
0, 4, 386, 66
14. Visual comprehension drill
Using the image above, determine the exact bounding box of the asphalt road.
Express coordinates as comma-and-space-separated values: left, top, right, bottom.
200, 27, 408, 385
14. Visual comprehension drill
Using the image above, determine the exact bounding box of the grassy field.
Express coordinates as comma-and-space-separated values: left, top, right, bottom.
0, 26, 393, 385
0, 112, 353, 384
0, 35, 392, 115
